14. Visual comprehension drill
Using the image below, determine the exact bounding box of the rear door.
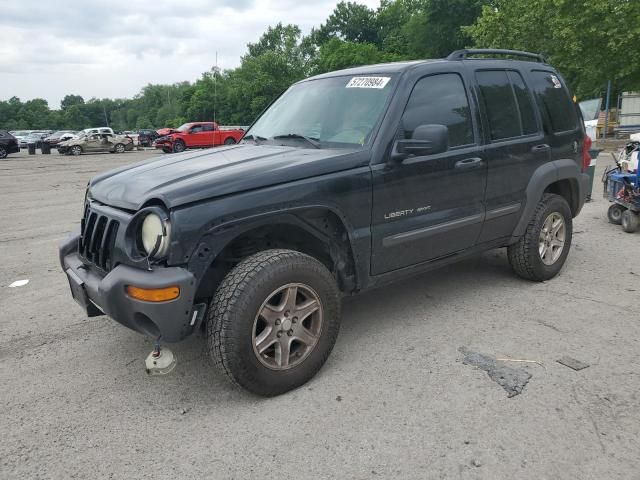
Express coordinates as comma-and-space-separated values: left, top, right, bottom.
473, 68, 549, 242
371, 71, 487, 274
527, 69, 581, 164
202, 123, 216, 146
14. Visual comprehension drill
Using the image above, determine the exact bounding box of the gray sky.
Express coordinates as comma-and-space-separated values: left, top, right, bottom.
0, 0, 379, 109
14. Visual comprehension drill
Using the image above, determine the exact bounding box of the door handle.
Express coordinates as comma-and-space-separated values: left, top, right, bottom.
455, 157, 483, 169
531, 144, 550, 153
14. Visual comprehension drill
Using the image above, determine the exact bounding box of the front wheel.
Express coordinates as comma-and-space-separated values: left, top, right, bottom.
207, 249, 341, 396
172, 140, 185, 153
607, 204, 624, 225
621, 210, 639, 233
507, 193, 573, 281
70, 145, 82, 156
114, 143, 125, 153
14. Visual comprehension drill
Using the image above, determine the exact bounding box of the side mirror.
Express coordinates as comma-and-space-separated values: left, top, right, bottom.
391, 124, 449, 162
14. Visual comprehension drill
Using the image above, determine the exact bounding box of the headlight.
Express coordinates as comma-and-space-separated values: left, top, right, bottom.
140, 212, 171, 258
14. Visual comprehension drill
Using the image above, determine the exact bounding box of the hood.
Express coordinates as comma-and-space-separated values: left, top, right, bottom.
89, 144, 366, 210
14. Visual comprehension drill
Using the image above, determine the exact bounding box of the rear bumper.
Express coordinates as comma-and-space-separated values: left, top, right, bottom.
59, 231, 198, 342
7, 144, 20, 154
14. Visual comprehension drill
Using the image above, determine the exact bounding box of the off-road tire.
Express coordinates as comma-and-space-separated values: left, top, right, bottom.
621, 210, 639, 233
224, 137, 236, 145
172, 140, 186, 153
70, 145, 82, 156
507, 193, 573, 281
0, 146, 7, 159
207, 249, 341, 396
114, 143, 125, 153
607, 204, 624, 225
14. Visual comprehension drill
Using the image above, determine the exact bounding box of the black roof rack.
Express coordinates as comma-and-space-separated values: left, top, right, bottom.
447, 49, 547, 64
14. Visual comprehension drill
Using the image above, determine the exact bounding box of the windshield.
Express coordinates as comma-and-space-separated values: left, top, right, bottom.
245, 74, 397, 148
176, 124, 191, 132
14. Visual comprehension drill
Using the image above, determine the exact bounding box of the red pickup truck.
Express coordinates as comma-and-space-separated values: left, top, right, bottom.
154, 122, 244, 153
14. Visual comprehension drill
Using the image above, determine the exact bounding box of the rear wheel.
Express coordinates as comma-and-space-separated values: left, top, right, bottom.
224, 137, 236, 145
207, 249, 341, 396
607, 204, 624, 225
173, 140, 186, 153
70, 145, 82, 156
507, 193, 573, 281
0, 146, 7, 159
621, 210, 639, 233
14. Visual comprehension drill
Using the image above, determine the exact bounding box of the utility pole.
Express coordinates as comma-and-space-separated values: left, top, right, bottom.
213, 51, 219, 147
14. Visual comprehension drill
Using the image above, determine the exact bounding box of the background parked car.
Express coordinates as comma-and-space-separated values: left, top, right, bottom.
154, 122, 244, 153
58, 133, 132, 155
0, 130, 20, 158
137, 129, 159, 147
21, 132, 50, 149
44, 130, 77, 148
10, 130, 33, 146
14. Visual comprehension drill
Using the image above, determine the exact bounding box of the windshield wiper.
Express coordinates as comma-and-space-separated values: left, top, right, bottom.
273, 133, 320, 149
242, 134, 267, 145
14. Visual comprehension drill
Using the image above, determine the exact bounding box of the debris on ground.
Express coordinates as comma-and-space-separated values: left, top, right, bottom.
459, 347, 532, 398
8, 279, 29, 288
557, 356, 590, 371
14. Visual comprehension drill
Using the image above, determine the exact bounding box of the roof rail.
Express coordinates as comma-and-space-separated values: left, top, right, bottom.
447, 49, 547, 63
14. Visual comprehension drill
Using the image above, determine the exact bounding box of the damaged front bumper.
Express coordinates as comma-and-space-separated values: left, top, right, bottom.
59, 231, 201, 342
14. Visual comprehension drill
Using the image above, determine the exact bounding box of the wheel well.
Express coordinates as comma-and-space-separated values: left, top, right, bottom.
195, 211, 357, 301
544, 179, 579, 216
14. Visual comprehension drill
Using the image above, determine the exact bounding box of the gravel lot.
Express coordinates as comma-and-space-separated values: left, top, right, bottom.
1, 149, 639, 479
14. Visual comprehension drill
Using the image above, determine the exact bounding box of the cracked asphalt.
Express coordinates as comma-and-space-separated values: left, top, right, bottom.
1, 149, 639, 479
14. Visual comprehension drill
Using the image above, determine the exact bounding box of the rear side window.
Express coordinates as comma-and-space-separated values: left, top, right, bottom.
476, 70, 538, 141
530, 70, 578, 133
402, 73, 474, 148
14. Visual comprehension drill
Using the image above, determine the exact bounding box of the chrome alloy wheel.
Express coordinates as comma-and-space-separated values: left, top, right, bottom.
252, 283, 323, 370
539, 212, 565, 265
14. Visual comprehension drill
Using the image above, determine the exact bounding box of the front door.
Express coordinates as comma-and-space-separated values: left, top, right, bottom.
84, 135, 102, 152
371, 72, 487, 275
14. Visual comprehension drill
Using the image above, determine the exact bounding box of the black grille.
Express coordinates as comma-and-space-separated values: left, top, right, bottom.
79, 206, 120, 271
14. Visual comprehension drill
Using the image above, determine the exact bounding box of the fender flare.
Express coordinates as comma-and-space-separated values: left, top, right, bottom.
186, 205, 363, 290
511, 159, 585, 238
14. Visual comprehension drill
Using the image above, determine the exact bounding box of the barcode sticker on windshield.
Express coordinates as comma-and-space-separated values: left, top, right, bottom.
346, 77, 391, 89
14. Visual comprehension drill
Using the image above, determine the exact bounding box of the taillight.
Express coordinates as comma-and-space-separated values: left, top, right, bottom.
582, 135, 592, 172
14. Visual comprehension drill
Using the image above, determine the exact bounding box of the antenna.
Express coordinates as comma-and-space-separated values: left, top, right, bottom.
213, 51, 218, 148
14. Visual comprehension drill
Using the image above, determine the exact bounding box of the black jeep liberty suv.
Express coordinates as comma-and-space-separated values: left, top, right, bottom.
60, 49, 590, 396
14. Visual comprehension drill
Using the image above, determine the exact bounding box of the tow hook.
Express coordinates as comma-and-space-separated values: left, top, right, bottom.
145, 338, 176, 375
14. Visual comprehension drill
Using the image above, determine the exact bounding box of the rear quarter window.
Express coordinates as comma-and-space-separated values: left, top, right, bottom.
530, 70, 578, 133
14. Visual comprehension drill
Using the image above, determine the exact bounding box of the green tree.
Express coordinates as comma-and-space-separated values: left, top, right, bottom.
466, 0, 640, 97
315, 38, 399, 73
315, 2, 380, 45
60, 94, 85, 110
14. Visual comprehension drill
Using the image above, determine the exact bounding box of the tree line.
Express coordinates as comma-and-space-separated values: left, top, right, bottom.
1, 0, 638, 131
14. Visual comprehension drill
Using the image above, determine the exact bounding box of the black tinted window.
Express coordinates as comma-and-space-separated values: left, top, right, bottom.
476, 70, 522, 140
402, 73, 474, 148
507, 71, 538, 135
530, 70, 578, 132
202, 124, 214, 132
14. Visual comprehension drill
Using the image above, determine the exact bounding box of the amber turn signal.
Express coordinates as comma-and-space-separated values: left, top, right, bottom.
126, 285, 180, 302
